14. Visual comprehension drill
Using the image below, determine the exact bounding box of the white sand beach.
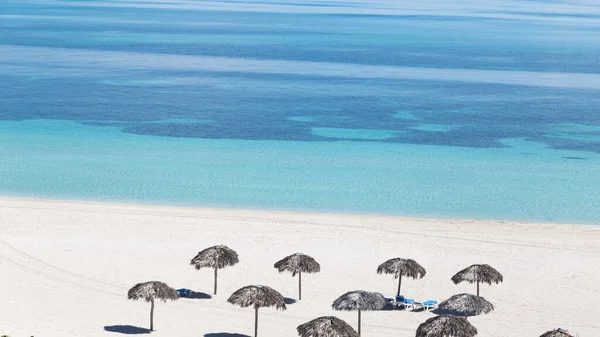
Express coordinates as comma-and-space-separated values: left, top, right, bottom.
0, 197, 599, 337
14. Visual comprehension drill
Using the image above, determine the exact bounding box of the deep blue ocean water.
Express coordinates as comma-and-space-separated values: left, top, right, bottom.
1, 0, 600, 223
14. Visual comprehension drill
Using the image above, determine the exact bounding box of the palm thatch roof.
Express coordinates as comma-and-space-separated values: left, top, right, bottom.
332, 291, 386, 311
227, 285, 287, 310
540, 329, 574, 337
436, 293, 494, 317
190, 245, 239, 269
416, 315, 477, 337
371, 292, 387, 304
274, 253, 320, 276
297, 316, 358, 337
451, 264, 503, 285
127, 281, 179, 302
376, 258, 426, 279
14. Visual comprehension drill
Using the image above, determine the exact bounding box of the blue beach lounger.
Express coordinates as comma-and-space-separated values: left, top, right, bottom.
395, 295, 415, 309
410, 299, 438, 311
422, 300, 438, 310
385, 297, 396, 309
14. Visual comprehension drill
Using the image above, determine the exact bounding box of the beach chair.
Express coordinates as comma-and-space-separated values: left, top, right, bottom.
422, 300, 438, 311
385, 297, 396, 309
411, 301, 424, 311
395, 295, 415, 310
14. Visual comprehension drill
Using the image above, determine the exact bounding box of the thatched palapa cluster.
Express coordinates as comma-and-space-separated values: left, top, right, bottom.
124, 245, 575, 337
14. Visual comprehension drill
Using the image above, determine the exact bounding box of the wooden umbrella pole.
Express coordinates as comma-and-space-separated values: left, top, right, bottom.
150, 298, 155, 331
214, 264, 218, 295
298, 271, 302, 300
254, 307, 259, 337
357, 310, 361, 337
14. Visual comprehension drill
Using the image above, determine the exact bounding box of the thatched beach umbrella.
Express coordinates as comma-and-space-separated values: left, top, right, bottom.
190, 244, 239, 295
416, 315, 477, 337
371, 291, 387, 303
436, 293, 494, 317
297, 316, 359, 337
331, 290, 386, 337
451, 264, 503, 296
377, 258, 426, 296
540, 329, 574, 337
274, 252, 320, 300
127, 281, 179, 331
227, 285, 287, 337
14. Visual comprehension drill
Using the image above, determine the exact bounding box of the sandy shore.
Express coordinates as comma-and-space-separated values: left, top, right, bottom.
0, 197, 599, 337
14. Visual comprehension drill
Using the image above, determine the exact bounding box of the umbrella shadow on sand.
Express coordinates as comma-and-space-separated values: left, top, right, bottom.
380, 302, 398, 311
187, 291, 212, 299
205, 333, 251, 337
104, 325, 151, 334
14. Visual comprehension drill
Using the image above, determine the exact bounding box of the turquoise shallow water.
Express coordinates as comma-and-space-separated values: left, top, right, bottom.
2, 119, 600, 224
2, 0, 600, 224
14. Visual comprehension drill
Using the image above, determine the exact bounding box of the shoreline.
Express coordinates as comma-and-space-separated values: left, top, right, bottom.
1, 195, 597, 228
4, 119, 600, 226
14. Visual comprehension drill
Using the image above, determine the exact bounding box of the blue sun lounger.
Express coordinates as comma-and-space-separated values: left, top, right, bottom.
395, 295, 415, 309
410, 299, 438, 310
422, 300, 438, 310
